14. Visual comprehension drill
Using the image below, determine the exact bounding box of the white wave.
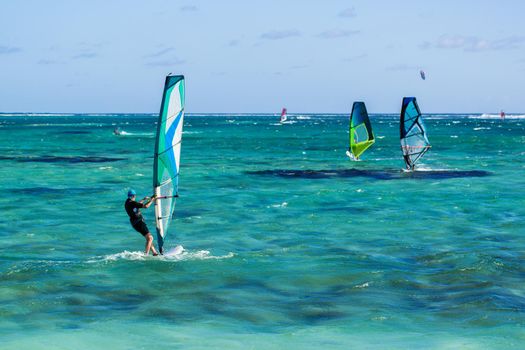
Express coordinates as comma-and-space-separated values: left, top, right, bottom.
412, 167, 455, 172
295, 115, 311, 120
346, 150, 360, 161
88, 248, 234, 263
0, 113, 77, 117
26, 123, 104, 127
450, 135, 458, 138
117, 131, 154, 137
473, 127, 491, 131
182, 131, 202, 134
268, 202, 288, 208
354, 282, 370, 289
469, 114, 525, 119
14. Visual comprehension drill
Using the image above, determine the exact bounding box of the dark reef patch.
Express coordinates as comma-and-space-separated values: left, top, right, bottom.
10, 187, 109, 196
0, 155, 126, 163
54, 131, 91, 135
246, 169, 491, 180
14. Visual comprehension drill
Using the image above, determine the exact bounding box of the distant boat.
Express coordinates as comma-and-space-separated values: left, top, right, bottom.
420, 70, 426, 80
280, 108, 287, 123
400, 97, 431, 170
346, 102, 374, 160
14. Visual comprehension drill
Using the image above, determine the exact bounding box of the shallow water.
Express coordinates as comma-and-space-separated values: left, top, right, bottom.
0, 113, 524, 349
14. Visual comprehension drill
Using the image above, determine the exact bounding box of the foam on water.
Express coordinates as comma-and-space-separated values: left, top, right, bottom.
268, 202, 288, 208
469, 113, 525, 119
89, 247, 234, 263
116, 131, 154, 137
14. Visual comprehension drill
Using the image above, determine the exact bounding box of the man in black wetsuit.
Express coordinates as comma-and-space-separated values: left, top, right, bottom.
125, 189, 159, 256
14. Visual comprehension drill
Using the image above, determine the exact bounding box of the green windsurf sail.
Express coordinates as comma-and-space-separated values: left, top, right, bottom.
348, 101, 375, 159
400, 97, 430, 170
153, 75, 185, 254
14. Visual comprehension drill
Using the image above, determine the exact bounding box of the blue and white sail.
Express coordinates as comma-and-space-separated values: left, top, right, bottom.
400, 97, 430, 170
153, 75, 185, 253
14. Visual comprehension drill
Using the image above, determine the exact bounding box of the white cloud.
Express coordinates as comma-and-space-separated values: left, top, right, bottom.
145, 47, 175, 57
0, 45, 21, 54
180, 5, 197, 12
260, 30, 301, 40
343, 54, 367, 62
386, 64, 419, 71
38, 59, 64, 65
146, 58, 186, 66
72, 52, 97, 59
318, 29, 359, 39
339, 8, 356, 18
423, 34, 525, 52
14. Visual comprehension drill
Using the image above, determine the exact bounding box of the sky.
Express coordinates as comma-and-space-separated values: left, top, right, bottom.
1, 0, 524, 113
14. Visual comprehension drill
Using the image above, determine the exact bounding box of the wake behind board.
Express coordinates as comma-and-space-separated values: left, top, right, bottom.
164, 245, 184, 256
346, 150, 361, 161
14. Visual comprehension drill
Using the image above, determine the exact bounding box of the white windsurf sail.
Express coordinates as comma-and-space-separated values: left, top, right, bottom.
153, 75, 185, 253
280, 107, 287, 123
400, 97, 430, 170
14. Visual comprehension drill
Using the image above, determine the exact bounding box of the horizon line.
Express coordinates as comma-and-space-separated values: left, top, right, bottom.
0, 111, 519, 116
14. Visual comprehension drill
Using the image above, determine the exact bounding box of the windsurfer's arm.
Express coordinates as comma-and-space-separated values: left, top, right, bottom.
142, 195, 157, 208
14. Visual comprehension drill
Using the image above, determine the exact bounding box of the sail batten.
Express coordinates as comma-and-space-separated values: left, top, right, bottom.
156, 140, 182, 156
400, 97, 430, 170
348, 102, 375, 159
153, 75, 185, 253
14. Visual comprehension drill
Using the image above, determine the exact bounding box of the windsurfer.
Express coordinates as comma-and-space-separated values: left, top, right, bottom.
125, 189, 159, 256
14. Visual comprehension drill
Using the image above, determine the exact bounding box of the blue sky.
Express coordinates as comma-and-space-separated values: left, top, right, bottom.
1, 0, 524, 113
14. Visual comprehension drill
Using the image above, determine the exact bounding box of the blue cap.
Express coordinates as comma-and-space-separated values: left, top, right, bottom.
127, 189, 136, 197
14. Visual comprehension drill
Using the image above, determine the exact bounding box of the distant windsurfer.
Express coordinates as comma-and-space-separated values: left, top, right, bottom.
500, 110, 505, 120
125, 189, 159, 256
114, 127, 122, 135
280, 108, 287, 123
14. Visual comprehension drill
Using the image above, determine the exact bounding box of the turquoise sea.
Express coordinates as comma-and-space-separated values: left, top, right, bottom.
1, 112, 524, 349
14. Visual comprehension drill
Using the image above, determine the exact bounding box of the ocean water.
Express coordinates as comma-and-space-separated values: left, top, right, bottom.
0, 113, 524, 349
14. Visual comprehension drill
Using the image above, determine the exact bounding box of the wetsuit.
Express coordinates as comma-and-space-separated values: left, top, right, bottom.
125, 198, 150, 236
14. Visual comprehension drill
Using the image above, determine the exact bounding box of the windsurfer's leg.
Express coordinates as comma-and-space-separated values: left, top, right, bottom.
144, 233, 158, 255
